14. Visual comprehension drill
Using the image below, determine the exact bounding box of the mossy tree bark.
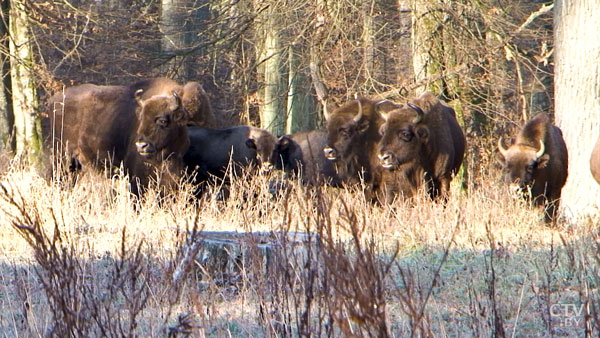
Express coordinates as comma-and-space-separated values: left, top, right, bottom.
286, 43, 316, 134
0, 1, 13, 152
9, 0, 42, 164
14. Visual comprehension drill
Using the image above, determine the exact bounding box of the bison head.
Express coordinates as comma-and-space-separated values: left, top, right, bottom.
377, 102, 428, 170
245, 128, 277, 172
134, 89, 190, 162
270, 135, 297, 171
497, 138, 549, 194
323, 99, 370, 161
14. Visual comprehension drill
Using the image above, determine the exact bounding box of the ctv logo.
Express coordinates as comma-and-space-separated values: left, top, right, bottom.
550, 303, 585, 327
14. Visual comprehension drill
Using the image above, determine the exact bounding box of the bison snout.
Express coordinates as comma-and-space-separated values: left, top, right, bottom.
378, 153, 396, 169
135, 139, 156, 157
508, 182, 526, 199
261, 162, 274, 173
323, 147, 337, 160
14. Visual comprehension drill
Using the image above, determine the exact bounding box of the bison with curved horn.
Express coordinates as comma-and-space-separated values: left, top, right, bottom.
322, 97, 384, 190
497, 113, 568, 224
376, 92, 465, 203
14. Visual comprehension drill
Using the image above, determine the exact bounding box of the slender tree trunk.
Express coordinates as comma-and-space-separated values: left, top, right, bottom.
257, 2, 286, 136
0, 1, 13, 152
554, 0, 600, 219
362, 0, 375, 89
286, 44, 315, 134
411, 0, 443, 95
9, 0, 41, 163
309, 0, 329, 127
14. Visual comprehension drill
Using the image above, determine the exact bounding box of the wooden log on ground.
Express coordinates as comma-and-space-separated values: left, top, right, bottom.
187, 231, 320, 287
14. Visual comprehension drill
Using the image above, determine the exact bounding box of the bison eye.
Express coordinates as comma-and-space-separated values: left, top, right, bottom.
399, 130, 413, 142
526, 164, 534, 173
379, 126, 386, 136
156, 117, 169, 128
338, 127, 350, 137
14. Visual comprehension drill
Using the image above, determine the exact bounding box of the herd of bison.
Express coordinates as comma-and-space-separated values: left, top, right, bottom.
43, 77, 600, 224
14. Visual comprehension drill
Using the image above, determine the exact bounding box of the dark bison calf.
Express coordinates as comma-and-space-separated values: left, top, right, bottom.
376, 92, 465, 203
270, 130, 341, 186
184, 125, 277, 183
497, 113, 568, 224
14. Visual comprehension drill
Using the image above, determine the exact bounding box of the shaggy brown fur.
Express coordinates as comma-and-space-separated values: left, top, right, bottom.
497, 113, 568, 224
376, 92, 465, 203
132, 78, 214, 127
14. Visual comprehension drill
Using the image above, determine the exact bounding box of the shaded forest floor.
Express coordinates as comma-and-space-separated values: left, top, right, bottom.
0, 163, 598, 337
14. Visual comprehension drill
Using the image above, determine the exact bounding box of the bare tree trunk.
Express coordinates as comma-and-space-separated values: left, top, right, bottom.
554, 0, 600, 218
308, 0, 329, 127
286, 44, 315, 134
9, 0, 41, 163
411, 0, 443, 96
362, 0, 375, 90
256, 1, 286, 136
0, 1, 13, 152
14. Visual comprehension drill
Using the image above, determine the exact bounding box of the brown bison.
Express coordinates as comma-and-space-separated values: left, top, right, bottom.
497, 113, 568, 223
591, 135, 600, 185
44, 78, 211, 195
323, 97, 383, 188
125, 90, 192, 195
270, 130, 341, 186
376, 92, 465, 203
183, 125, 277, 184
132, 78, 214, 127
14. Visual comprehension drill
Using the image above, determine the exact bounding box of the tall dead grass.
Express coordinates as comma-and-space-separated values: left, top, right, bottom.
0, 158, 598, 336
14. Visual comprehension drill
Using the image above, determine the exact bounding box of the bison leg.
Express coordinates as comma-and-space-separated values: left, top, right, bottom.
430, 174, 451, 202
543, 192, 561, 225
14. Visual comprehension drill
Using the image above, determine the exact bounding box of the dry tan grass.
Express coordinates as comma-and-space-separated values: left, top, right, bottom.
0, 160, 599, 336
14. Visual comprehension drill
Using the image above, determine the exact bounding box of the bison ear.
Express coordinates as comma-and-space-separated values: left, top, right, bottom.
375, 100, 399, 116
358, 119, 370, 133
496, 152, 506, 167
134, 89, 144, 106
245, 138, 257, 150
536, 154, 550, 169
416, 126, 429, 143
171, 91, 189, 122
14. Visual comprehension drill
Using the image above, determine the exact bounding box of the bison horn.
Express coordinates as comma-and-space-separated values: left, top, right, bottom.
352, 99, 363, 123
407, 103, 424, 124
536, 140, 545, 159
498, 137, 509, 157
134, 89, 144, 105
172, 91, 182, 108
375, 100, 391, 121
323, 104, 330, 121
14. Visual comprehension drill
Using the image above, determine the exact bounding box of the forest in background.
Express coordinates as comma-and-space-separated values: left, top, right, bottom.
0, 0, 555, 182
1, 1, 600, 336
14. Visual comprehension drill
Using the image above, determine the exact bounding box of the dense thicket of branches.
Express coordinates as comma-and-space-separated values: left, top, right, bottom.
0, 0, 554, 177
